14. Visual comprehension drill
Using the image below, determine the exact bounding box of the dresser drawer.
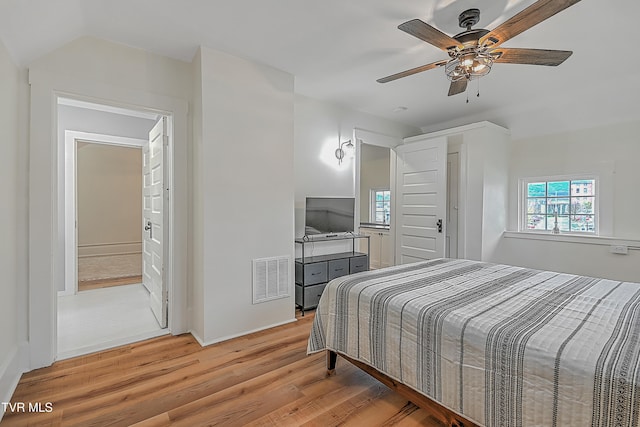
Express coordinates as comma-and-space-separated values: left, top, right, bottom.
328, 259, 350, 280
295, 283, 326, 309
349, 255, 368, 274
303, 261, 327, 285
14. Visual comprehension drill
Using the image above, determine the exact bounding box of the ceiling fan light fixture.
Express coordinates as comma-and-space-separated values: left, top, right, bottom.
445, 51, 493, 82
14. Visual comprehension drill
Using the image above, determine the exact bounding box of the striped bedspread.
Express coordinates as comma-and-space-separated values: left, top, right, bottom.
307, 258, 640, 427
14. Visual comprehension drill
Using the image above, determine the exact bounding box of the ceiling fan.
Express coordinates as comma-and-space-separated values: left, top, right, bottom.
377, 0, 582, 96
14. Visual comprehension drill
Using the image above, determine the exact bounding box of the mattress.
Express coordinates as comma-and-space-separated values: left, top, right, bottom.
308, 258, 640, 427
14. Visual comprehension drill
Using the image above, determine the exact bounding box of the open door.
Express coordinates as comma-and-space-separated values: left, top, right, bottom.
143, 117, 168, 328
394, 137, 447, 264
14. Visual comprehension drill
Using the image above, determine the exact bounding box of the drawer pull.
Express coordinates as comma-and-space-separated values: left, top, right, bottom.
335, 268, 343, 271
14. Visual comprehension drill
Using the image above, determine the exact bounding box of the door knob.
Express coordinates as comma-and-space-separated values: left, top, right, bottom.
144, 221, 151, 231
436, 219, 443, 233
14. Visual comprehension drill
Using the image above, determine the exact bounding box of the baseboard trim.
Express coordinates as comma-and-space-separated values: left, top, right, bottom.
196, 317, 298, 348
0, 345, 22, 421
77, 242, 142, 258
56, 329, 169, 361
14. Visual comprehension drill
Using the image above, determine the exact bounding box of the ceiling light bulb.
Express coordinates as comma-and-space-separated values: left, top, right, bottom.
473, 63, 486, 72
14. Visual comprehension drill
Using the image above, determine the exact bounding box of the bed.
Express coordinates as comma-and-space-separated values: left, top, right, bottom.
307, 258, 640, 427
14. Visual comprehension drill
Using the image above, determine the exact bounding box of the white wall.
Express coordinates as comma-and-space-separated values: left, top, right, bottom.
0, 38, 21, 418
294, 95, 420, 237
58, 104, 156, 141
492, 120, 640, 282
27, 37, 190, 369
192, 46, 296, 345
76, 142, 142, 256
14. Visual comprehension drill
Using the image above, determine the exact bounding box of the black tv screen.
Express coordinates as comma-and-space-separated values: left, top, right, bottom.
305, 197, 355, 236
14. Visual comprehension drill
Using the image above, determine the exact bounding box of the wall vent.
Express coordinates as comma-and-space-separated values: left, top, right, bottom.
252, 256, 291, 304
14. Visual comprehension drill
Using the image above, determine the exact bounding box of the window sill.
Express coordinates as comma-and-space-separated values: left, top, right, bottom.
503, 231, 640, 248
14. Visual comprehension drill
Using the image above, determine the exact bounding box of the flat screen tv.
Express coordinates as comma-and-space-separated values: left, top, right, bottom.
305, 197, 355, 236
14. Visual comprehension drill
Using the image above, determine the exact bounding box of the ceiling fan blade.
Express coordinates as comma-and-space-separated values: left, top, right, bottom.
448, 79, 468, 96
398, 19, 463, 51
493, 48, 573, 66
480, 0, 582, 48
377, 60, 447, 83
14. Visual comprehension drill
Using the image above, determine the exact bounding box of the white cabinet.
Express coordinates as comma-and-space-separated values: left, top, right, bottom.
360, 227, 393, 269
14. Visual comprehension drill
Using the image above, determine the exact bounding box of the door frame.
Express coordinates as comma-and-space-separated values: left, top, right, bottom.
62, 131, 147, 296
28, 67, 189, 370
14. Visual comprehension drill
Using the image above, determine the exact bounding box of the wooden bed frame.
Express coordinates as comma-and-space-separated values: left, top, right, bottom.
327, 350, 480, 427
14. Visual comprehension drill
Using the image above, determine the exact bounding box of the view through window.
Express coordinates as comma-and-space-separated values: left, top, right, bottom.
371, 190, 391, 224
524, 178, 596, 233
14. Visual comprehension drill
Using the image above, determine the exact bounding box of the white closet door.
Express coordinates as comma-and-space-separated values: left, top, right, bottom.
143, 117, 167, 328
394, 137, 447, 264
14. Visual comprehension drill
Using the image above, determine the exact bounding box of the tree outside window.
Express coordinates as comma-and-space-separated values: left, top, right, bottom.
371, 190, 391, 224
524, 178, 596, 233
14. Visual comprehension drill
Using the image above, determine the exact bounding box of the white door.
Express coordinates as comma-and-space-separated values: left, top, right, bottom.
394, 137, 447, 264
143, 117, 168, 328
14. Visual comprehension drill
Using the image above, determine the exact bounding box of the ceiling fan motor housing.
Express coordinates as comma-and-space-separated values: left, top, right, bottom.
458, 8, 480, 30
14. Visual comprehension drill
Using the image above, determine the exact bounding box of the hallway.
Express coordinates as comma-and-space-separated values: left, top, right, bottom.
57, 283, 167, 360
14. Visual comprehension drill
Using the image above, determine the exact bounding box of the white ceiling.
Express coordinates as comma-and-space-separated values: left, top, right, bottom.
1, 0, 638, 139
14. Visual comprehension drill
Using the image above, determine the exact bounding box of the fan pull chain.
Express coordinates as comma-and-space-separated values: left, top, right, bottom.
477, 79, 480, 98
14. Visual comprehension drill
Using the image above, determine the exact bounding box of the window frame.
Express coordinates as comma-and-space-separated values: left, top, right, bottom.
369, 188, 391, 225
519, 175, 599, 235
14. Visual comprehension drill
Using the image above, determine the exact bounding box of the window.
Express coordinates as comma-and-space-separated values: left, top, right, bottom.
370, 189, 391, 224
522, 177, 597, 233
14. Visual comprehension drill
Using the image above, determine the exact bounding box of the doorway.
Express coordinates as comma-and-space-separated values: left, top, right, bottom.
57, 99, 168, 359
76, 141, 143, 291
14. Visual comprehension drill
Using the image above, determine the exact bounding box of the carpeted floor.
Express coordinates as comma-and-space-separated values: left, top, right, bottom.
78, 253, 142, 290
78, 253, 142, 281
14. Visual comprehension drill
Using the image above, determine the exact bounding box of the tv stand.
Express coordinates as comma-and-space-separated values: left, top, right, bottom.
294, 234, 370, 315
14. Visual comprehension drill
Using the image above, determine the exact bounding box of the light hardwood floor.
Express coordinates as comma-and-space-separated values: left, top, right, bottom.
78, 275, 143, 292
4, 312, 446, 427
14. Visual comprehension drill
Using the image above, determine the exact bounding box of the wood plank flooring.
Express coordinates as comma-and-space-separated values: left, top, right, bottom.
3, 313, 446, 427
78, 275, 143, 292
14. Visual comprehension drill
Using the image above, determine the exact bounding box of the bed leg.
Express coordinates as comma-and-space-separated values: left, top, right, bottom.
326, 350, 337, 376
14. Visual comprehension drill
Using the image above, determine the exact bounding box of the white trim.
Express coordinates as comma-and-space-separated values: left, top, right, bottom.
503, 231, 640, 249
59, 97, 160, 121
354, 128, 402, 149
191, 318, 298, 348
28, 68, 189, 370
0, 347, 21, 421
63, 131, 146, 296
406, 121, 510, 144
56, 329, 169, 361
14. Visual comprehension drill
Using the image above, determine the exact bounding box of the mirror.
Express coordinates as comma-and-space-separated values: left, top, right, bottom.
359, 143, 391, 226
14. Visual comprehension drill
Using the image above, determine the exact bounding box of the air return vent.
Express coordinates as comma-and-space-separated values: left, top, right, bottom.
252, 256, 291, 304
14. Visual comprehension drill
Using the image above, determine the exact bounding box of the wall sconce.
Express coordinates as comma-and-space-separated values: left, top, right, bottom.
335, 140, 353, 165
